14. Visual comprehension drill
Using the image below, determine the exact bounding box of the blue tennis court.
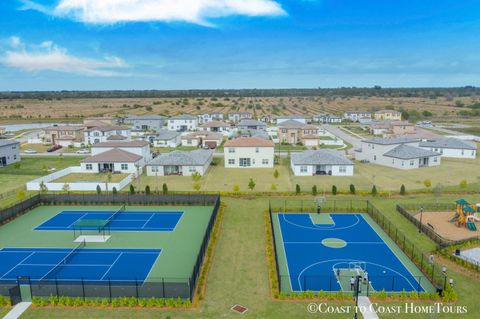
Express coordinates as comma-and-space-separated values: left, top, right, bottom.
277, 213, 427, 293
34, 210, 183, 232
0, 247, 160, 283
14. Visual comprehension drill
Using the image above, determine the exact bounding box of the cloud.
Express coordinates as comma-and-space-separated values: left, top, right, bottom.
1, 37, 127, 76
21, 0, 286, 25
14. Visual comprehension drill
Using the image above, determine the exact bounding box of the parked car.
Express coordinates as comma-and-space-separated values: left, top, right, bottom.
23, 149, 37, 154
47, 145, 62, 152
76, 149, 90, 154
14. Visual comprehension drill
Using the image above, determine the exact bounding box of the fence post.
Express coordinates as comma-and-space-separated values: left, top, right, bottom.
162, 277, 165, 298
108, 278, 112, 302
81, 278, 85, 300
135, 280, 139, 300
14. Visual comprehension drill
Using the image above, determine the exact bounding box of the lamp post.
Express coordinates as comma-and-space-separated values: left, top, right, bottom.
442, 266, 447, 295
353, 275, 360, 319
419, 206, 424, 233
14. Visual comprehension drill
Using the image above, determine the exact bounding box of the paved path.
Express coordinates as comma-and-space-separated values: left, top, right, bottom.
3, 302, 31, 319
357, 296, 379, 319
323, 124, 362, 148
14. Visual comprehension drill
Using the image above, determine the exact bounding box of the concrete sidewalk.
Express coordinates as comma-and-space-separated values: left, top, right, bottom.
3, 302, 31, 319
358, 296, 379, 319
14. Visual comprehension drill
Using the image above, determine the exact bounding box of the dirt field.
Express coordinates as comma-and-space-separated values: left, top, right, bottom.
414, 211, 479, 241
1, 95, 479, 122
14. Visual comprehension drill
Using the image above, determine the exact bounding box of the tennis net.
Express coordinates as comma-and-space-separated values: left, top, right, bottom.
40, 240, 86, 281
105, 205, 126, 226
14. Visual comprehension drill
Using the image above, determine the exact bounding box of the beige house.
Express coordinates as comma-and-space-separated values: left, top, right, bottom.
224, 137, 274, 168
43, 125, 85, 147
83, 117, 117, 126
370, 121, 415, 138
181, 131, 223, 148
374, 110, 402, 121
278, 120, 318, 145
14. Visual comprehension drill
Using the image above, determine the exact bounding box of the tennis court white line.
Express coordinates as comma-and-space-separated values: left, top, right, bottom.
0, 252, 36, 280
284, 241, 385, 245
281, 213, 360, 231
0, 250, 160, 255
101, 252, 123, 280
141, 213, 155, 229
66, 213, 88, 228
19, 263, 113, 267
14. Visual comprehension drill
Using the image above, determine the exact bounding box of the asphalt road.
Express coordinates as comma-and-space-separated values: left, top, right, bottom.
323, 124, 362, 150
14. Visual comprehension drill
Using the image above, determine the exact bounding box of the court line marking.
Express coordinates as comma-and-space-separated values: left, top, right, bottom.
141, 213, 156, 229
144, 250, 164, 284
277, 214, 294, 292
0, 252, 36, 280
281, 213, 360, 231
284, 241, 385, 245
101, 252, 124, 280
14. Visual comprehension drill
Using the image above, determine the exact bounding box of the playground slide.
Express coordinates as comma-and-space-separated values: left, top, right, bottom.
466, 222, 477, 231
449, 214, 459, 223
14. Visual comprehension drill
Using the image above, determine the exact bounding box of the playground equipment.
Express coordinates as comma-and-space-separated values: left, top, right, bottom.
450, 199, 480, 231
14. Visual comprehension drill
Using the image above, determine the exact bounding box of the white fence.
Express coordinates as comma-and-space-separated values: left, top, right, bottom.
26, 166, 134, 191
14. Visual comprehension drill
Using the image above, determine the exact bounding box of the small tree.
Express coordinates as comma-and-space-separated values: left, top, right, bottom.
16, 189, 26, 201
332, 185, 337, 195
193, 182, 201, 191
112, 187, 118, 195
271, 183, 277, 191
162, 183, 168, 194
400, 184, 406, 195
371, 185, 378, 196
312, 185, 317, 196
145, 185, 151, 195
191, 172, 201, 182
273, 169, 279, 179
423, 179, 432, 188
295, 184, 301, 194
460, 179, 468, 189
129, 184, 135, 194
349, 184, 356, 195
62, 183, 70, 194
39, 181, 48, 193
248, 178, 256, 191
96, 185, 102, 195
233, 184, 240, 192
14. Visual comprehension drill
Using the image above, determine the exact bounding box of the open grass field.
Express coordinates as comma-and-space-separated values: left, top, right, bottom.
16, 195, 480, 318
0, 156, 83, 193
1, 95, 480, 123
53, 173, 129, 183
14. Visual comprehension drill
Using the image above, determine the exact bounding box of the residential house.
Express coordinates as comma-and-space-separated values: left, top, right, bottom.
0, 140, 20, 167
419, 138, 477, 159
228, 112, 252, 123
197, 112, 224, 124
369, 120, 430, 139
199, 120, 230, 133
260, 115, 273, 123
276, 115, 309, 125
343, 112, 372, 122
237, 119, 267, 131
234, 129, 270, 140
84, 124, 130, 145
90, 140, 151, 165
83, 117, 117, 126
151, 130, 181, 148
224, 137, 274, 168
181, 131, 223, 148
277, 120, 318, 145
374, 110, 402, 121
146, 149, 213, 176
290, 150, 354, 176
313, 114, 342, 124
43, 125, 85, 147
355, 137, 441, 170
167, 115, 198, 131
124, 115, 166, 132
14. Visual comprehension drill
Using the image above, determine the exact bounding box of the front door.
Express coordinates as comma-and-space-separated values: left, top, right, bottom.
0, 156, 6, 166
239, 158, 251, 167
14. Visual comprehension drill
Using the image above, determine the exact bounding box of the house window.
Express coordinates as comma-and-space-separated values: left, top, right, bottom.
410, 160, 414, 166
189, 166, 197, 172
373, 155, 376, 161
13, 155, 17, 160
461, 150, 464, 155
339, 166, 346, 173
228, 148, 235, 153
121, 164, 128, 170
228, 159, 235, 165
151, 166, 158, 173
402, 161, 404, 166
282, 129, 287, 133
256, 147, 259, 153
300, 165, 307, 173
433, 157, 438, 163
187, 139, 192, 145
94, 132, 99, 137
86, 164, 93, 170
262, 159, 269, 165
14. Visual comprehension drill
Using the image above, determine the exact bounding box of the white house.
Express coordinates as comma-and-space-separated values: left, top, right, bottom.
152, 130, 181, 148
224, 137, 274, 168
343, 112, 372, 122
146, 149, 213, 176
90, 140, 151, 165
124, 115, 166, 132
181, 131, 223, 148
199, 120, 230, 133
291, 150, 354, 176
0, 140, 20, 167
237, 119, 267, 131
313, 114, 342, 124
84, 124, 130, 145
197, 112, 224, 124
276, 115, 309, 125
167, 115, 198, 131
80, 149, 143, 174
419, 138, 477, 159
355, 137, 441, 170
228, 112, 252, 123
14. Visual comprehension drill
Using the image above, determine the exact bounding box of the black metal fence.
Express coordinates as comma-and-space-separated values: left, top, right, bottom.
396, 203, 478, 248
0, 193, 221, 301
269, 198, 368, 214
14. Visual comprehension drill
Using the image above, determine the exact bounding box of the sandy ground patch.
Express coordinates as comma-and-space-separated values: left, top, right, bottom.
414, 211, 479, 241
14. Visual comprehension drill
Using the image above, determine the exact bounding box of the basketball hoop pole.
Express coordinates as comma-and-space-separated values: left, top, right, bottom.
353, 275, 360, 319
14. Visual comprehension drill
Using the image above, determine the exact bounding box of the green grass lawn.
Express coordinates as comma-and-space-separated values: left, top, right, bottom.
53, 173, 129, 183
20, 143, 50, 153
19, 195, 480, 318
0, 156, 84, 193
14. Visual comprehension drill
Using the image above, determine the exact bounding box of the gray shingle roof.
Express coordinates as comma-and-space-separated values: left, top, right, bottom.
0, 140, 20, 147
291, 150, 353, 166
383, 144, 440, 159
277, 119, 306, 128
154, 130, 181, 140
81, 149, 142, 163
149, 149, 213, 166
237, 119, 266, 127
127, 115, 165, 120
168, 115, 197, 120
419, 138, 477, 150
362, 137, 419, 145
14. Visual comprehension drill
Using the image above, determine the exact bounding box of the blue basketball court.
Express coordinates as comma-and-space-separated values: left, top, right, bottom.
34, 210, 183, 232
276, 213, 428, 293
0, 247, 160, 283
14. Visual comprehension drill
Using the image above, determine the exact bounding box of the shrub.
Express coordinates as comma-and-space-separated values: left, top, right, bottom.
191, 172, 201, 181
145, 185, 151, 194
273, 169, 279, 179
460, 179, 468, 189
129, 184, 135, 194
423, 179, 432, 188
295, 184, 301, 194
271, 183, 277, 191
248, 178, 256, 190
371, 185, 377, 196
112, 187, 117, 195
96, 185, 101, 194
193, 182, 201, 191
400, 184, 406, 195
312, 185, 317, 196
162, 183, 168, 194
332, 185, 337, 195
349, 184, 355, 194
233, 184, 240, 192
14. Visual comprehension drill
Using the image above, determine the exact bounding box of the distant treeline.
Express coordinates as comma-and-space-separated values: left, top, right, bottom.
0, 87, 479, 100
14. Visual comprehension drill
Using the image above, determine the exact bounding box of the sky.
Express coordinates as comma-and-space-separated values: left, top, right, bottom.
1, 0, 480, 90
